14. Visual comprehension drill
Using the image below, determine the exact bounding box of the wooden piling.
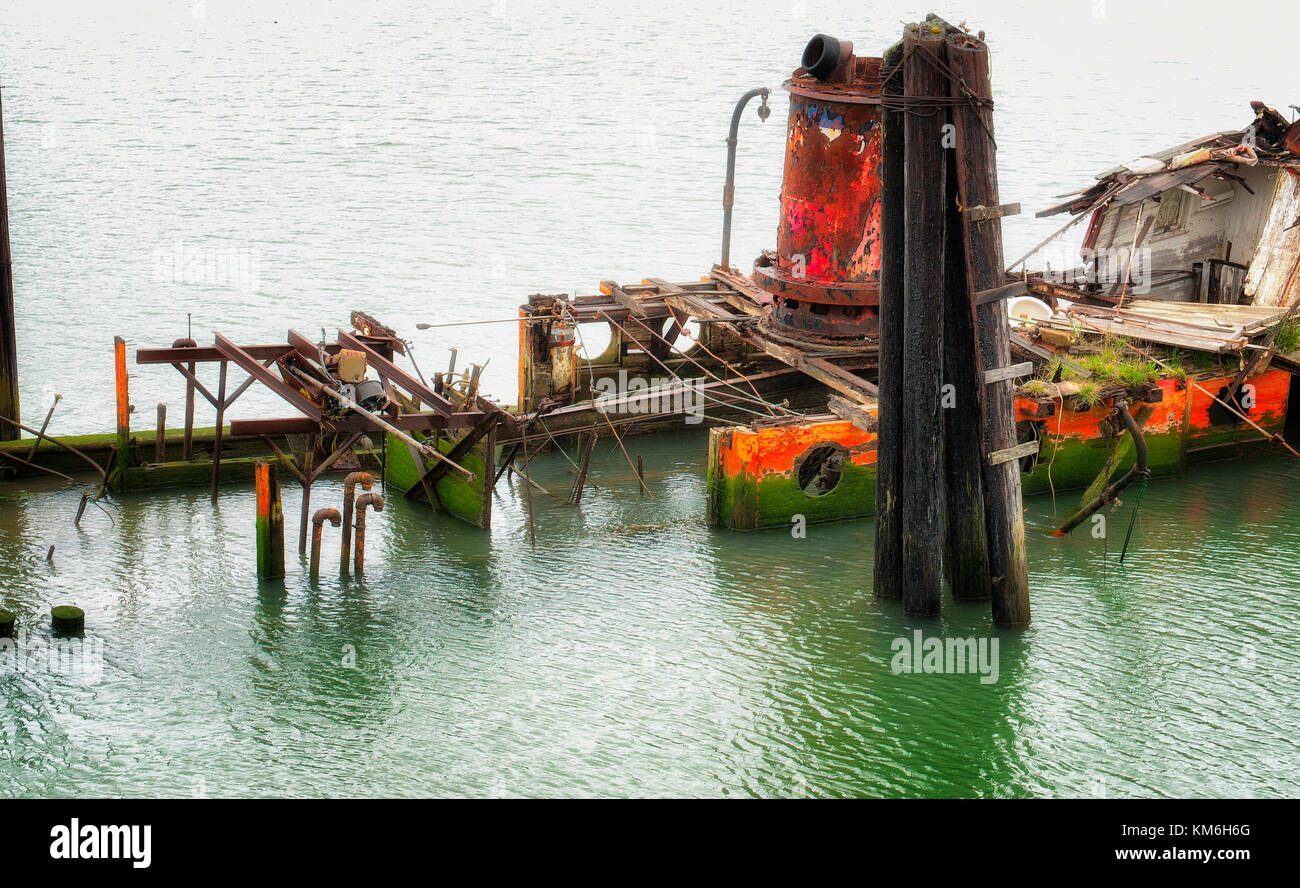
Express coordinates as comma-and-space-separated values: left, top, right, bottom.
209, 360, 227, 503
173, 336, 197, 461
155, 403, 167, 463
941, 116, 992, 600
873, 39, 906, 600
898, 24, 948, 618
947, 32, 1031, 626
113, 336, 130, 477
254, 459, 286, 580
0, 87, 19, 442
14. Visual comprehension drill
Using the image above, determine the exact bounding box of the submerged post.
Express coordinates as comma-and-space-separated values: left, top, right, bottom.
898, 23, 948, 617
113, 336, 130, 478
947, 30, 1031, 626
254, 459, 286, 580
0, 87, 19, 442
172, 336, 197, 461
155, 403, 167, 463
873, 40, 905, 600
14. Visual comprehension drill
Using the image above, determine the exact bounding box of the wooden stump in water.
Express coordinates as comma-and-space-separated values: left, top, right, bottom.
51, 605, 84, 634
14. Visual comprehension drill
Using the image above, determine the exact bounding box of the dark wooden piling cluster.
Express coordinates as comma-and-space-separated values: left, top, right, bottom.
873, 18, 1031, 626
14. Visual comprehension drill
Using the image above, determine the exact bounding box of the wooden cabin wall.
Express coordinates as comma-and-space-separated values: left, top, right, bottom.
1090, 165, 1277, 302
1244, 168, 1300, 306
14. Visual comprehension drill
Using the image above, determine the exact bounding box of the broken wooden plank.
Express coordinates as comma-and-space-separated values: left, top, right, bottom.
963, 202, 1021, 222
988, 439, 1039, 466
601, 280, 648, 318
983, 361, 1034, 384
827, 394, 878, 432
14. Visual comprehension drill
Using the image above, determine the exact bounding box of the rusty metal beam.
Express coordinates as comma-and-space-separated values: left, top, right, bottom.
136, 344, 310, 365
213, 333, 321, 420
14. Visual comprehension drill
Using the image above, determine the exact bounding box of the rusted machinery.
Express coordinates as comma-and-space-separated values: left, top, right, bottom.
753, 34, 885, 342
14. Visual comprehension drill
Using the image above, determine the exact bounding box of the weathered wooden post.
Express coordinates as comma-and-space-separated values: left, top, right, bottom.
254, 459, 286, 580
113, 336, 131, 478
947, 30, 1031, 626
209, 360, 227, 502
0, 86, 19, 442
172, 336, 197, 461
942, 93, 993, 600
155, 403, 167, 463
898, 23, 949, 617
873, 40, 905, 600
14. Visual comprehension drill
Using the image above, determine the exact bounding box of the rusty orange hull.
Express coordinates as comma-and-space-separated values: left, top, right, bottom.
707, 369, 1294, 529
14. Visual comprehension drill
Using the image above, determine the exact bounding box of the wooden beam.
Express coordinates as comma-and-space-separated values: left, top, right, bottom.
988, 440, 1039, 466
963, 202, 1020, 223
983, 361, 1034, 384
827, 394, 878, 432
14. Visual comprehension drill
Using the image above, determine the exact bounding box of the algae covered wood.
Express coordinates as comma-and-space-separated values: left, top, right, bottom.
385, 429, 495, 528
254, 459, 286, 580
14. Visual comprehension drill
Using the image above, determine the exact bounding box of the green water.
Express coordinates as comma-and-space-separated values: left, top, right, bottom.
2, 430, 1297, 798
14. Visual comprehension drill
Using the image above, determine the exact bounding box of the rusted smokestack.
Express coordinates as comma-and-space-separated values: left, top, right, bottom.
753, 35, 885, 341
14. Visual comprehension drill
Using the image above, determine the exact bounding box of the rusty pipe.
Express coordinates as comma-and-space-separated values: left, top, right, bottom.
353, 492, 385, 575
339, 471, 374, 578
1054, 401, 1149, 536
310, 507, 341, 579
721, 87, 771, 271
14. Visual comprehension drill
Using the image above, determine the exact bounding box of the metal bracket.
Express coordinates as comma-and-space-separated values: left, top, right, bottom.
983, 361, 1034, 385
988, 440, 1039, 466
